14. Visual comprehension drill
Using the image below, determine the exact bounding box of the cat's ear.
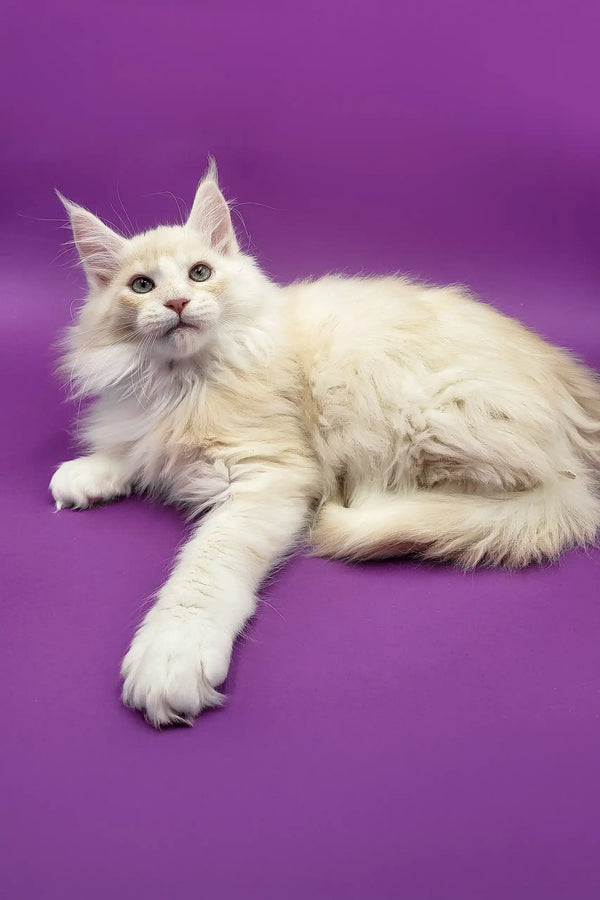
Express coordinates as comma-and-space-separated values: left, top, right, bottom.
56, 191, 126, 288
187, 159, 239, 255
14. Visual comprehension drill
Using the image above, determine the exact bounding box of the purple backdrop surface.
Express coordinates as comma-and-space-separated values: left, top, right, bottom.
1, 1, 600, 898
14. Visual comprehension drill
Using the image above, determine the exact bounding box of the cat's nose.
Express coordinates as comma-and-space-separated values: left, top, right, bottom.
164, 298, 190, 317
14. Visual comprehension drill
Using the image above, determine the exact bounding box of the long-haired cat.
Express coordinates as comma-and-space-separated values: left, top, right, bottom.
51, 161, 600, 727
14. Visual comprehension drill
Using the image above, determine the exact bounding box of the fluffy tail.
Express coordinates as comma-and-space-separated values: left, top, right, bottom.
310, 477, 600, 568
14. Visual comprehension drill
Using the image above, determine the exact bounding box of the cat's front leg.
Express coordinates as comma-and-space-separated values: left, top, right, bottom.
50, 452, 133, 509
121, 468, 313, 727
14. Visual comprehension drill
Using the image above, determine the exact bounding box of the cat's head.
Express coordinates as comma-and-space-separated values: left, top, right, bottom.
59, 161, 271, 386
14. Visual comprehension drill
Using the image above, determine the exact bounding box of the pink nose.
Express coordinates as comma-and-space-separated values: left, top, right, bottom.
164, 298, 190, 317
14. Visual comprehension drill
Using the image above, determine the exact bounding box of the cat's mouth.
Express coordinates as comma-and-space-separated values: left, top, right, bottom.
163, 321, 200, 337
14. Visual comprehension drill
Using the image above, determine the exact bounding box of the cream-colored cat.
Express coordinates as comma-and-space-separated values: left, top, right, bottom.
51, 161, 600, 727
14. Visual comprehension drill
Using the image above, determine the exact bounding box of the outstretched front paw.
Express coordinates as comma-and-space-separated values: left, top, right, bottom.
50, 456, 129, 510
121, 605, 231, 728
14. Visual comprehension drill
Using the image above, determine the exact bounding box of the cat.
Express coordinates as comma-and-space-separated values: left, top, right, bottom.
51, 160, 600, 727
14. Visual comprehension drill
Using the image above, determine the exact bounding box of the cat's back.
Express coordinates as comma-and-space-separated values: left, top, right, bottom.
282, 274, 494, 370
281, 272, 572, 373
283, 273, 438, 335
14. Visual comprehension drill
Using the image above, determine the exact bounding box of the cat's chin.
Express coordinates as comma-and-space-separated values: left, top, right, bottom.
153, 324, 216, 361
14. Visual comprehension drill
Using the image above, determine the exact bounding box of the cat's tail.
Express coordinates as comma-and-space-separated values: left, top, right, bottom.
310, 476, 600, 568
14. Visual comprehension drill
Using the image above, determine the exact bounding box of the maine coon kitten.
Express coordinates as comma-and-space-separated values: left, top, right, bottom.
51, 161, 600, 727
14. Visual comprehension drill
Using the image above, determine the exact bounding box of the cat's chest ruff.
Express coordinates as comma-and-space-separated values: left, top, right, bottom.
127, 410, 231, 512
129, 401, 213, 470
113, 378, 220, 483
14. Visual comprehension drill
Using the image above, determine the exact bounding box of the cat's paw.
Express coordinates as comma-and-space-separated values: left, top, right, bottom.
121, 605, 231, 728
50, 456, 129, 509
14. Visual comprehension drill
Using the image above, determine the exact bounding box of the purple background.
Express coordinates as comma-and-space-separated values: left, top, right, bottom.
2, 1, 600, 897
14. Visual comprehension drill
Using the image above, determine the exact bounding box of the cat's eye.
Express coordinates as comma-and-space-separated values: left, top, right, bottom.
189, 263, 212, 283
130, 276, 155, 294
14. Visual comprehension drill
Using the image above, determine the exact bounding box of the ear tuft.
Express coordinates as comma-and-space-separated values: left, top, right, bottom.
187, 158, 239, 255
57, 191, 126, 288
204, 155, 219, 185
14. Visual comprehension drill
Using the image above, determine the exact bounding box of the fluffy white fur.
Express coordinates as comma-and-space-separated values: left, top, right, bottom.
51, 161, 600, 727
